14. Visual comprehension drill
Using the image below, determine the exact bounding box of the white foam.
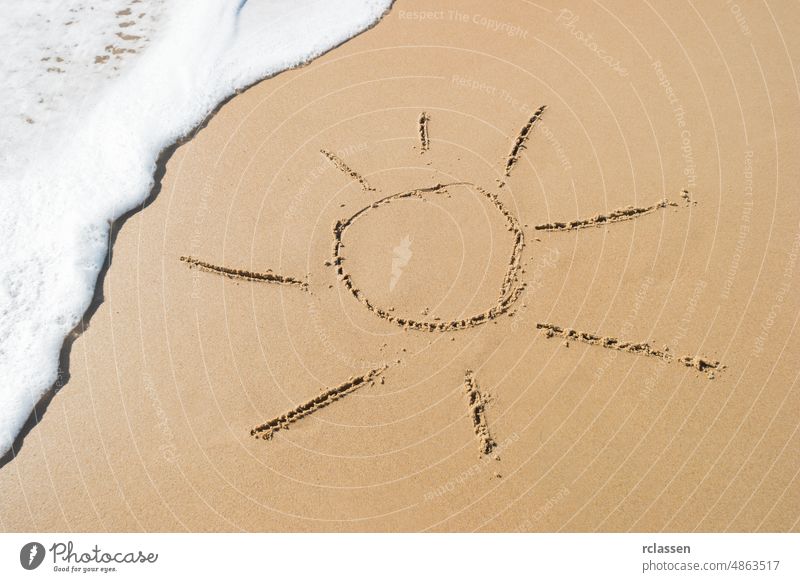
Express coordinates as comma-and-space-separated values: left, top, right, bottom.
0, 0, 392, 457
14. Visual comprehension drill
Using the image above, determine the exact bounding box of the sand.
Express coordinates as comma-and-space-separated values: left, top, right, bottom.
1, 0, 798, 532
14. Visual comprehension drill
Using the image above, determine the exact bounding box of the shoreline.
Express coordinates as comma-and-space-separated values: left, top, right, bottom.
0, 1, 398, 470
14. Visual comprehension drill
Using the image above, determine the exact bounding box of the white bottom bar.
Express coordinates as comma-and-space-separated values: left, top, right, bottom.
1, 533, 797, 581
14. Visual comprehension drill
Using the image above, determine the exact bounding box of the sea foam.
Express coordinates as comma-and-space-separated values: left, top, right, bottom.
0, 0, 392, 457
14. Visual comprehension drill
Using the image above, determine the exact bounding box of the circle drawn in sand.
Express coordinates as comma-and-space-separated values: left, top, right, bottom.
331, 182, 526, 332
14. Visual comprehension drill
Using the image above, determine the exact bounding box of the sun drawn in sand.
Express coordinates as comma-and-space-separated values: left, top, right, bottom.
180, 106, 724, 456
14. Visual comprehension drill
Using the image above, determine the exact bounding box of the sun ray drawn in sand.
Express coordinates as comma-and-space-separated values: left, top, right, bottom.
181, 106, 724, 450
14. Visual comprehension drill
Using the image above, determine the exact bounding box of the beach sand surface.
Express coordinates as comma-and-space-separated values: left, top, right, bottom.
1, 0, 798, 531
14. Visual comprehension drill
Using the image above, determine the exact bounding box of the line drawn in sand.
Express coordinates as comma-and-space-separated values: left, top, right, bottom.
179, 256, 309, 290
251, 367, 386, 440
464, 370, 496, 456
505, 104, 547, 178
533, 198, 680, 232
536, 323, 723, 379
320, 148, 375, 192
181, 106, 724, 449
418, 111, 430, 152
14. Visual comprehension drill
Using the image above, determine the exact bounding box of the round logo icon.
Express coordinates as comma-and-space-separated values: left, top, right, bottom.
20, 542, 45, 570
